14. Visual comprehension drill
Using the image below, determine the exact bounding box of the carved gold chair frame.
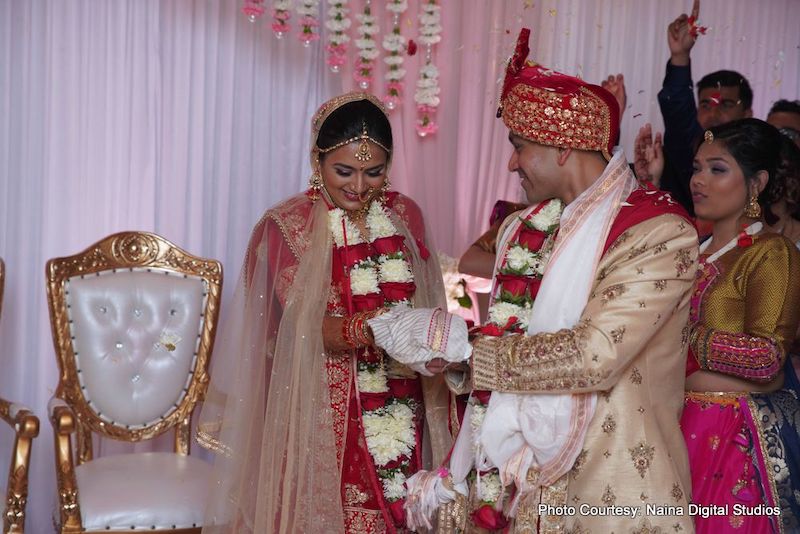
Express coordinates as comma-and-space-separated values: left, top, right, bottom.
0, 258, 41, 534
46, 233, 222, 534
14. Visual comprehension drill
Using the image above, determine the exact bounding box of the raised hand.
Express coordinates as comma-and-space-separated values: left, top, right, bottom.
633, 124, 664, 187
601, 73, 627, 120
667, 0, 700, 66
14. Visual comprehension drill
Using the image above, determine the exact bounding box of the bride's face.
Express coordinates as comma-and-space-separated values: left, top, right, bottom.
319, 140, 389, 212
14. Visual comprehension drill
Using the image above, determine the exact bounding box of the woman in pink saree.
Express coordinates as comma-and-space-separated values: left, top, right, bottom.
682, 118, 800, 533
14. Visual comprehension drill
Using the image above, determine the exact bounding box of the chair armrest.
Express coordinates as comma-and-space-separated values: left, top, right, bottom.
48, 396, 82, 532
0, 397, 40, 533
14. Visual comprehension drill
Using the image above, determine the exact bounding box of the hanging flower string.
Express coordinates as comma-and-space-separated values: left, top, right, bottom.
414, 0, 442, 137
271, 0, 292, 37
383, 0, 409, 111
242, 0, 266, 22
325, 0, 351, 72
296, 0, 321, 46
354, 0, 380, 90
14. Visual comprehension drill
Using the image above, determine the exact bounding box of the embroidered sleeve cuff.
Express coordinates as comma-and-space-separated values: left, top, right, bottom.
471, 330, 601, 393
471, 335, 501, 391
692, 324, 783, 382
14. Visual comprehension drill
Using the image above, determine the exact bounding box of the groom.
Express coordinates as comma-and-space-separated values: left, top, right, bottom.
453, 30, 698, 532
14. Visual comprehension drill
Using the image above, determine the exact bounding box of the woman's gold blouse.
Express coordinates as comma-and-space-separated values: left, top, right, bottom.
690, 233, 800, 381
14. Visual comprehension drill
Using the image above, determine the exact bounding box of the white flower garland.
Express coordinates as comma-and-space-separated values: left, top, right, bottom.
296, 0, 320, 46
382, 0, 409, 110
362, 402, 416, 466
484, 199, 563, 333
331, 198, 420, 505
325, 0, 350, 72
353, 0, 379, 89
414, 0, 442, 137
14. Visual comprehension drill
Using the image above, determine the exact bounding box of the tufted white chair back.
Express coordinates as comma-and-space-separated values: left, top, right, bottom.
67, 269, 206, 429
47, 232, 222, 451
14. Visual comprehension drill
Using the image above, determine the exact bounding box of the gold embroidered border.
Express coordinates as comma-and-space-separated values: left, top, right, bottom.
472, 331, 606, 393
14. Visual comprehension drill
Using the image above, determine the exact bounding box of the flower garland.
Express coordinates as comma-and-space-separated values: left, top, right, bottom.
296, 0, 321, 46
468, 199, 562, 529
270, 0, 292, 37
382, 0, 409, 111
414, 0, 442, 137
325, 0, 351, 72
242, 0, 266, 22
481, 199, 562, 335
353, 0, 380, 90
329, 199, 419, 524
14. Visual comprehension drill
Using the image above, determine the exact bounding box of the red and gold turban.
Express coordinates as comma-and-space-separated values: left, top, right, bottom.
498, 29, 620, 160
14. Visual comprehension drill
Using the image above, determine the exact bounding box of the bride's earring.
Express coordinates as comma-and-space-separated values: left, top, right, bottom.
308, 171, 323, 200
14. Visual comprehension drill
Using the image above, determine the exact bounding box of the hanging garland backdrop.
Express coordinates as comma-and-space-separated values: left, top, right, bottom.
242, 0, 442, 136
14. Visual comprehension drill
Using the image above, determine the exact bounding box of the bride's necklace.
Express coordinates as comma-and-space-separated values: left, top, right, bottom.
700, 221, 762, 263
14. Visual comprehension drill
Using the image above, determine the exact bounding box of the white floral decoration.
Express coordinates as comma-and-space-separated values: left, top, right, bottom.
358, 365, 389, 393
362, 402, 416, 466
530, 198, 563, 232
378, 258, 413, 283
350, 263, 380, 295
487, 300, 530, 330
415, 63, 440, 107
382, 471, 407, 501
477, 471, 503, 504
366, 202, 397, 240
328, 207, 365, 247
505, 245, 537, 273
325, 0, 350, 44
417, 3, 442, 45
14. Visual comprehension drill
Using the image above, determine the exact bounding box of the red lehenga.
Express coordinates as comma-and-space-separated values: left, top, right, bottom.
197, 190, 451, 534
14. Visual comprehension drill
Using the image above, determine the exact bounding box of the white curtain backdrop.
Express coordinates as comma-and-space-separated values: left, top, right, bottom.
0, 0, 797, 530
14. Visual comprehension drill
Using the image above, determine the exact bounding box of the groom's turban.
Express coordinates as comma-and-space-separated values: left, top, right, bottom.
498, 28, 620, 161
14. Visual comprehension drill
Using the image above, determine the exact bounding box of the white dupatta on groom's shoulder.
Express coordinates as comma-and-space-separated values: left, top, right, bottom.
475, 149, 638, 511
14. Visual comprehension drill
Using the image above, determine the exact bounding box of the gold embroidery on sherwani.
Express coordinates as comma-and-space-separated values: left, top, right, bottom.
654, 279, 667, 290
653, 242, 668, 254
515, 474, 569, 534
474, 214, 698, 533
601, 283, 627, 304
629, 441, 655, 478
631, 517, 665, 533
435, 491, 467, 534
567, 519, 590, 534
671, 483, 683, 502
607, 230, 631, 252
641, 492, 649, 501
630, 367, 643, 384
597, 264, 618, 282
674, 248, 693, 277
601, 484, 617, 505
571, 449, 589, 478
628, 243, 648, 259
602, 414, 616, 434
611, 326, 626, 344
472, 329, 607, 392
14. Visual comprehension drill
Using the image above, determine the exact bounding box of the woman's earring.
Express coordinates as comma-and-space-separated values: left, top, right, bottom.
381, 177, 391, 194
744, 192, 761, 218
308, 171, 323, 200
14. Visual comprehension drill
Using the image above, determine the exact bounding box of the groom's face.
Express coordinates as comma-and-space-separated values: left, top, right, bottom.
507, 133, 561, 203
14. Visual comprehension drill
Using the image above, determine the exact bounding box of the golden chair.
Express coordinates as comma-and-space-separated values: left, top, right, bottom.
46, 233, 222, 533
0, 258, 41, 534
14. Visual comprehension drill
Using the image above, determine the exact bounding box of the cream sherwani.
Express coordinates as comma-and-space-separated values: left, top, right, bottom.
472, 209, 698, 533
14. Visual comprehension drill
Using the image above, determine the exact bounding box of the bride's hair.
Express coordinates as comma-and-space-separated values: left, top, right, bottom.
316, 99, 393, 155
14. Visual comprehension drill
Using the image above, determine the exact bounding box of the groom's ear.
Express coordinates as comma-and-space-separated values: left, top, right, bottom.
556, 147, 572, 166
